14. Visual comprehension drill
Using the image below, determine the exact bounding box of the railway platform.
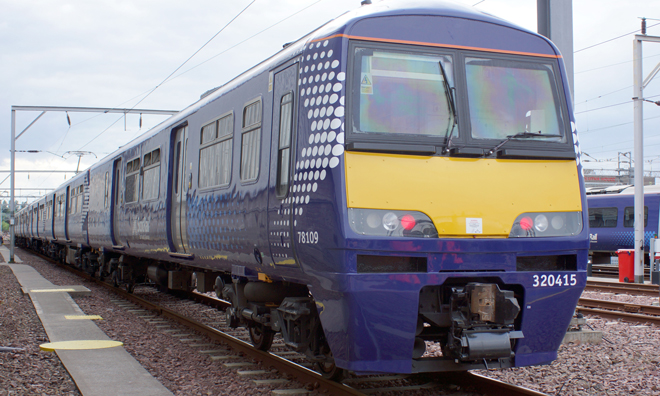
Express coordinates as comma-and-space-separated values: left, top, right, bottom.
0, 245, 173, 396
0, 244, 22, 263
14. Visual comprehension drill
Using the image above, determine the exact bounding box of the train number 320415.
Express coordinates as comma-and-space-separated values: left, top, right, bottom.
532, 274, 577, 287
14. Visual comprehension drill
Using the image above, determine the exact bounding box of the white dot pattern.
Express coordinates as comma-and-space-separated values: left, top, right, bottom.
296, 39, 344, 205
571, 121, 584, 177
271, 39, 344, 256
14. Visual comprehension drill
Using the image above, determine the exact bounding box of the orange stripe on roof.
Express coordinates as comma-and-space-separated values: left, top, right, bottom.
311, 34, 561, 59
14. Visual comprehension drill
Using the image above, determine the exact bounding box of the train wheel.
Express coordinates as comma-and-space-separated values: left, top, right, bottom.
248, 324, 274, 351
315, 349, 345, 381
126, 281, 136, 294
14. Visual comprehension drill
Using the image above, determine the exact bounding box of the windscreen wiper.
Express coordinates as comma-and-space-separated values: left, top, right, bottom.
485, 131, 563, 157
439, 61, 458, 154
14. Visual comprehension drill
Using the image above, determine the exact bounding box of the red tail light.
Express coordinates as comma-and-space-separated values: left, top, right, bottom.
401, 214, 416, 230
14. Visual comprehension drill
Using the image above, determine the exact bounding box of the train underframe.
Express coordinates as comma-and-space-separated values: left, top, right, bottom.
14, 238, 527, 379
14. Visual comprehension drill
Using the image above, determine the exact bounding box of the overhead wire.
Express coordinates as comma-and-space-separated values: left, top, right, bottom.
168, 0, 326, 82
127, 0, 257, 112
75, 0, 331, 152
77, 0, 258, 151
574, 22, 660, 53
583, 130, 660, 155
575, 53, 660, 75
579, 114, 660, 135
37, 0, 332, 194
575, 93, 660, 115
574, 85, 632, 106
574, 100, 631, 115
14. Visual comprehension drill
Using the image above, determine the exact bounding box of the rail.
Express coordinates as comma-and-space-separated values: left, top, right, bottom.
577, 297, 660, 325
585, 280, 660, 296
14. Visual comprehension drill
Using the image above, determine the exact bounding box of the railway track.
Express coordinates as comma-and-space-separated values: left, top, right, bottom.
28, 248, 549, 396
590, 265, 651, 279
585, 279, 660, 296
577, 297, 660, 326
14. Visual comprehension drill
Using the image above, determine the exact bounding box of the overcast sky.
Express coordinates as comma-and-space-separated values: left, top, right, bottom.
3, 0, 660, 202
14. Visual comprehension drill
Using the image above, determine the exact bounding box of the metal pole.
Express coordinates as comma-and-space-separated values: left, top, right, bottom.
9, 110, 15, 263
633, 37, 644, 283
537, 0, 574, 101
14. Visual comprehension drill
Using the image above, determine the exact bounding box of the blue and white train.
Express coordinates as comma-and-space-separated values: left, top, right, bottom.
587, 184, 660, 263
15, 0, 588, 379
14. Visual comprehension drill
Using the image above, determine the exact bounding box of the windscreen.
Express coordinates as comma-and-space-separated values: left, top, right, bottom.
353, 48, 455, 137
465, 57, 565, 142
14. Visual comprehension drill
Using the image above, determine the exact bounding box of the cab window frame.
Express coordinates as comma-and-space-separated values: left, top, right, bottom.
344, 41, 576, 158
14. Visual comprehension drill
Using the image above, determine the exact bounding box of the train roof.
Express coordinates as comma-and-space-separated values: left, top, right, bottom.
586, 184, 660, 196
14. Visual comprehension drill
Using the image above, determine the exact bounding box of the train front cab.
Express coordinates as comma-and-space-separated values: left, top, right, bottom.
290, 9, 589, 375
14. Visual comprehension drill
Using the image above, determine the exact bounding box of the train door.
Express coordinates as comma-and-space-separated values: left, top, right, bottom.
111, 159, 122, 247
171, 126, 189, 254
267, 63, 299, 266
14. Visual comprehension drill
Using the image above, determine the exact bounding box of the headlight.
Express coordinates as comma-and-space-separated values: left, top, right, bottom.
534, 214, 548, 232
348, 209, 439, 238
510, 212, 582, 238
382, 212, 399, 231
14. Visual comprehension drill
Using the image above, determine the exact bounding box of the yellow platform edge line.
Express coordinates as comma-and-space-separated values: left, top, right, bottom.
30, 288, 77, 293
64, 315, 103, 320
40, 340, 123, 352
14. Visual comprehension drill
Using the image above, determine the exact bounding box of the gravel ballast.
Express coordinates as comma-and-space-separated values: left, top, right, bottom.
0, 265, 80, 396
3, 250, 660, 396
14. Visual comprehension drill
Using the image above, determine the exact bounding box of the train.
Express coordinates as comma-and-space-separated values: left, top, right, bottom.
14, 0, 588, 379
587, 184, 660, 264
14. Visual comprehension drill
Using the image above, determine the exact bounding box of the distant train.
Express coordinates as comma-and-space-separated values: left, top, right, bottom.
587, 184, 660, 263
15, 0, 588, 379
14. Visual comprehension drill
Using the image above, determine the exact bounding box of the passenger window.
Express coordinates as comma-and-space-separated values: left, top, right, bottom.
277, 93, 293, 197
77, 186, 83, 213
623, 206, 648, 228
125, 158, 140, 203
240, 100, 262, 182
588, 207, 617, 228
57, 196, 63, 217
199, 113, 233, 189
142, 148, 161, 200
69, 189, 77, 214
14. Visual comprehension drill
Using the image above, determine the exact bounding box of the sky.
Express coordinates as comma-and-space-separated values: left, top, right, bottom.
3, 0, 660, 203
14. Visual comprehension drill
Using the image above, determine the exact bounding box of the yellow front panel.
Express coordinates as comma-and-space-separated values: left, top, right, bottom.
345, 152, 582, 236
